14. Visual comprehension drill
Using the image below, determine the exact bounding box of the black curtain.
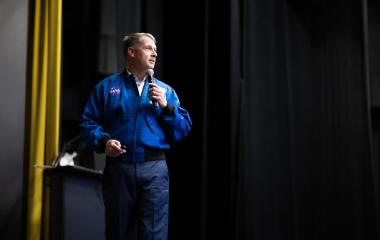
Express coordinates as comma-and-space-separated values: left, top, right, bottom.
180, 0, 378, 239
157, 0, 380, 239
61, 0, 100, 143
232, 0, 378, 239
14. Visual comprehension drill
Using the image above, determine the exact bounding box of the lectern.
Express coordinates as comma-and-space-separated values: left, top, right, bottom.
44, 166, 105, 240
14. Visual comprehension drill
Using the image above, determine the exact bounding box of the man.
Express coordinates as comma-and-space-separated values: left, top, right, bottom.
80, 33, 192, 240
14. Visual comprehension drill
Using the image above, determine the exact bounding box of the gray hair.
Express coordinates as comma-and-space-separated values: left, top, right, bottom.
123, 33, 156, 59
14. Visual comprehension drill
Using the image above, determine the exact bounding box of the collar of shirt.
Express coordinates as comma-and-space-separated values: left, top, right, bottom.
126, 67, 146, 95
126, 67, 146, 82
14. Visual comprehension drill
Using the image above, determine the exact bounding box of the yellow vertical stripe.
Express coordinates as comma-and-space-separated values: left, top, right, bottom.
27, 0, 62, 239
46, 0, 62, 163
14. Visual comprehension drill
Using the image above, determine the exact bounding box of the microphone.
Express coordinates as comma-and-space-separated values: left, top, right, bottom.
146, 69, 158, 107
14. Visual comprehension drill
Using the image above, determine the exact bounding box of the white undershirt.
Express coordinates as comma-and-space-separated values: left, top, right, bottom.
126, 68, 146, 96
134, 76, 146, 96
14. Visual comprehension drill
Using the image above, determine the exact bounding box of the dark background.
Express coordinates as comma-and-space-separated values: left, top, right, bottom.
1, 0, 380, 239
60, 0, 380, 239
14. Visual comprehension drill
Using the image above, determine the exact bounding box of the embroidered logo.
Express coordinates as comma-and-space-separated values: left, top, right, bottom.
109, 87, 121, 96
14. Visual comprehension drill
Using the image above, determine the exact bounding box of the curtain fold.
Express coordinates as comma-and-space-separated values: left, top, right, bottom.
26, 0, 62, 239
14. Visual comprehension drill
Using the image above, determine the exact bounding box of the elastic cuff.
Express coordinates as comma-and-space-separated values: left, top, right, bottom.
162, 104, 174, 115
99, 138, 110, 152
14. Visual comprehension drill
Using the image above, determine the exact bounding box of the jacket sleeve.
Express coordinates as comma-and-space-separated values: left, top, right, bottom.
80, 85, 110, 153
159, 88, 192, 143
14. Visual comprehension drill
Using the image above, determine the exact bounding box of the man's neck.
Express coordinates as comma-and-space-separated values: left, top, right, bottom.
127, 66, 146, 81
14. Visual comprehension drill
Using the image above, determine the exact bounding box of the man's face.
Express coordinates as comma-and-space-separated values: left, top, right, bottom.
129, 36, 157, 71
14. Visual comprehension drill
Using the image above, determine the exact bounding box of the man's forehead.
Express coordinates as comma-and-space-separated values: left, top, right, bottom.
139, 36, 156, 46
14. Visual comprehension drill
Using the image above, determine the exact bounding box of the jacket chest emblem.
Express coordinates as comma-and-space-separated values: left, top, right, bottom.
109, 87, 121, 96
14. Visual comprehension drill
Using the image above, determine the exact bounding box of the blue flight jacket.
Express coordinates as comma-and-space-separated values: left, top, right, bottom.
80, 71, 192, 162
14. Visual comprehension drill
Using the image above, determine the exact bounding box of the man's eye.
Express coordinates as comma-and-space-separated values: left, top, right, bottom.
144, 47, 156, 53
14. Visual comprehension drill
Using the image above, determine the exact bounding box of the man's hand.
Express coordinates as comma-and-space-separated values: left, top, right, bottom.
105, 139, 126, 157
148, 83, 167, 108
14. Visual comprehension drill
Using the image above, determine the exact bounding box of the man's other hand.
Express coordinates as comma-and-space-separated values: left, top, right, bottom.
105, 139, 126, 157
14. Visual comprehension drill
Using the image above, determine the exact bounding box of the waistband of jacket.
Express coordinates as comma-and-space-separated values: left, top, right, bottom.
106, 148, 166, 162
143, 148, 166, 161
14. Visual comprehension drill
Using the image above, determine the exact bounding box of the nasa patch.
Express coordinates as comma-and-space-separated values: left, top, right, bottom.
109, 87, 121, 96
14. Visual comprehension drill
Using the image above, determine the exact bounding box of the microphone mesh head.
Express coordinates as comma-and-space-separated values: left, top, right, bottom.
146, 69, 154, 76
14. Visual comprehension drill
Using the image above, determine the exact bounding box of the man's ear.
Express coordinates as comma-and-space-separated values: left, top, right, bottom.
127, 47, 135, 58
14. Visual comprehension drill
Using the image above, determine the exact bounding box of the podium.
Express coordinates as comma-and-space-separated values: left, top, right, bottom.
44, 166, 105, 240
